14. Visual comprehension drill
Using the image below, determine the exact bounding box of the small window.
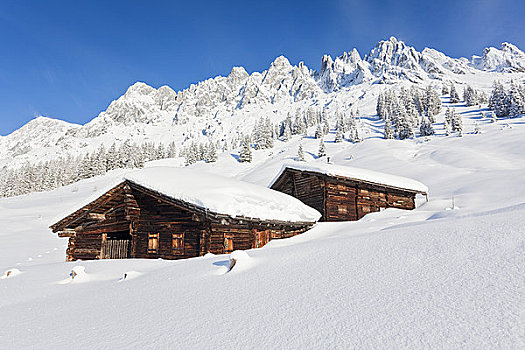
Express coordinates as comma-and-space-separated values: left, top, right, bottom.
224, 234, 233, 253
148, 233, 159, 254
172, 233, 184, 255
337, 205, 347, 214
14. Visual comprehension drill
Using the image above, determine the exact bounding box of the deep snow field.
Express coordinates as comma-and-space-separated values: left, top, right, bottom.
1, 102, 524, 349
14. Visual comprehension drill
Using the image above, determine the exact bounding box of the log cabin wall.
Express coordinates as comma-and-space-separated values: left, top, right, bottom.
272, 168, 418, 222
129, 185, 204, 260
54, 180, 317, 261
271, 170, 326, 218
64, 184, 135, 261
325, 180, 358, 221
354, 186, 415, 219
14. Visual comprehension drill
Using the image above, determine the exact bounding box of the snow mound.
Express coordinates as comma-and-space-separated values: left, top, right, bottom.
228, 250, 253, 273
1, 268, 21, 279
271, 162, 428, 194
125, 167, 321, 223
118, 271, 143, 282
58, 266, 89, 284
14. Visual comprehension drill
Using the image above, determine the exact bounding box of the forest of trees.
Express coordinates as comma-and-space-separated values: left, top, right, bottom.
0, 140, 181, 197
1, 80, 523, 199
378, 81, 524, 140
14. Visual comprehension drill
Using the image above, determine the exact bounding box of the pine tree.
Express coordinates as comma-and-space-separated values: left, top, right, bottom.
314, 124, 323, 139
444, 118, 452, 136
349, 125, 361, 143
293, 115, 307, 135
451, 109, 463, 135
334, 128, 343, 143
384, 118, 394, 139
450, 83, 460, 103
205, 142, 217, 163
507, 81, 525, 117
264, 117, 274, 148
322, 118, 330, 135
397, 112, 414, 140
441, 84, 449, 95
489, 81, 509, 117
419, 116, 435, 136
463, 85, 478, 106
167, 141, 177, 158
317, 138, 326, 158
297, 144, 305, 161
239, 136, 252, 163
424, 85, 442, 116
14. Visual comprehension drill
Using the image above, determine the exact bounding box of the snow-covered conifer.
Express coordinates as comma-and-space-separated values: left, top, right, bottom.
317, 138, 326, 158
296, 144, 305, 162
314, 124, 323, 139
334, 128, 343, 143
205, 142, 217, 163
450, 83, 460, 103
463, 85, 478, 106
420, 116, 435, 136
441, 84, 449, 95
384, 118, 394, 139
489, 81, 509, 117
239, 136, 252, 163
507, 81, 525, 117
167, 141, 177, 158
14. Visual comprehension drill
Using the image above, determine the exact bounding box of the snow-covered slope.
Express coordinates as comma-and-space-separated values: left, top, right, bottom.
1, 37, 524, 170
1, 106, 524, 348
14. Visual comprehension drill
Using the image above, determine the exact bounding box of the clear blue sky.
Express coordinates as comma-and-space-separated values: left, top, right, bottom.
1, 0, 524, 135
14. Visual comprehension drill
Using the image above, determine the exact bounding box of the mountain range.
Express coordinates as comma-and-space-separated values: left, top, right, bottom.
1, 36, 524, 169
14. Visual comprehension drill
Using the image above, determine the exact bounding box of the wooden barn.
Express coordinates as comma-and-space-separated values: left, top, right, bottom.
270, 163, 428, 222
50, 167, 320, 261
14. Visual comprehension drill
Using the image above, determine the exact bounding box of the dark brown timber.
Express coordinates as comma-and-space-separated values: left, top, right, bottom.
50, 180, 315, 261
270, 168, 424, 222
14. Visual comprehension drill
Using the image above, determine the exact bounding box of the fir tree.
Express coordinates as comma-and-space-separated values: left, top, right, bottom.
384, 118, 394, 139
444, 118, 452, 136
419, 117, 435, 136
317, 138, 326, 158
441, 84, 449, 95
314, 124, 323, 139
450, 109, 463, 135
205, 142, 218, 163
489, 81, 509, 117
334, 128, 343, 143
167, 141, 177, 158
449, 83, 460, 103
349, 125, 361, 143
296, 144, 305, 162
239, 136, 252, 163
507, 81, 525, 117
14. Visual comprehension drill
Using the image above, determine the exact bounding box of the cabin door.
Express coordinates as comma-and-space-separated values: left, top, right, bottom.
101, 231, 132, 259
254, 229, 271, 248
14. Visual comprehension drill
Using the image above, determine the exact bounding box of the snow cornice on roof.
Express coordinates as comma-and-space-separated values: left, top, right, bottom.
50, 167, 321, 229
271, 163, 428, 194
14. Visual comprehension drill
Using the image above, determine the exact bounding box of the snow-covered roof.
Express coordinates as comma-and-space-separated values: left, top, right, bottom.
52, 167, 321, 227
271, 163, 428, 194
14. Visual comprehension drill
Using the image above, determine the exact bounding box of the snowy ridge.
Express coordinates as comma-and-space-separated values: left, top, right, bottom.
271, 162, 429, 194
51, 167, 321, 226
1, 37, 525, 170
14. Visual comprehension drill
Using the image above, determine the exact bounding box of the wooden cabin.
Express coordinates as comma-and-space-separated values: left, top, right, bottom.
270, 163, 428, 222
50, 167, 320, 261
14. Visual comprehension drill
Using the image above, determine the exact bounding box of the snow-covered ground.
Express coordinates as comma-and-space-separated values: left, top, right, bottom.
1, 101, 524, 348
